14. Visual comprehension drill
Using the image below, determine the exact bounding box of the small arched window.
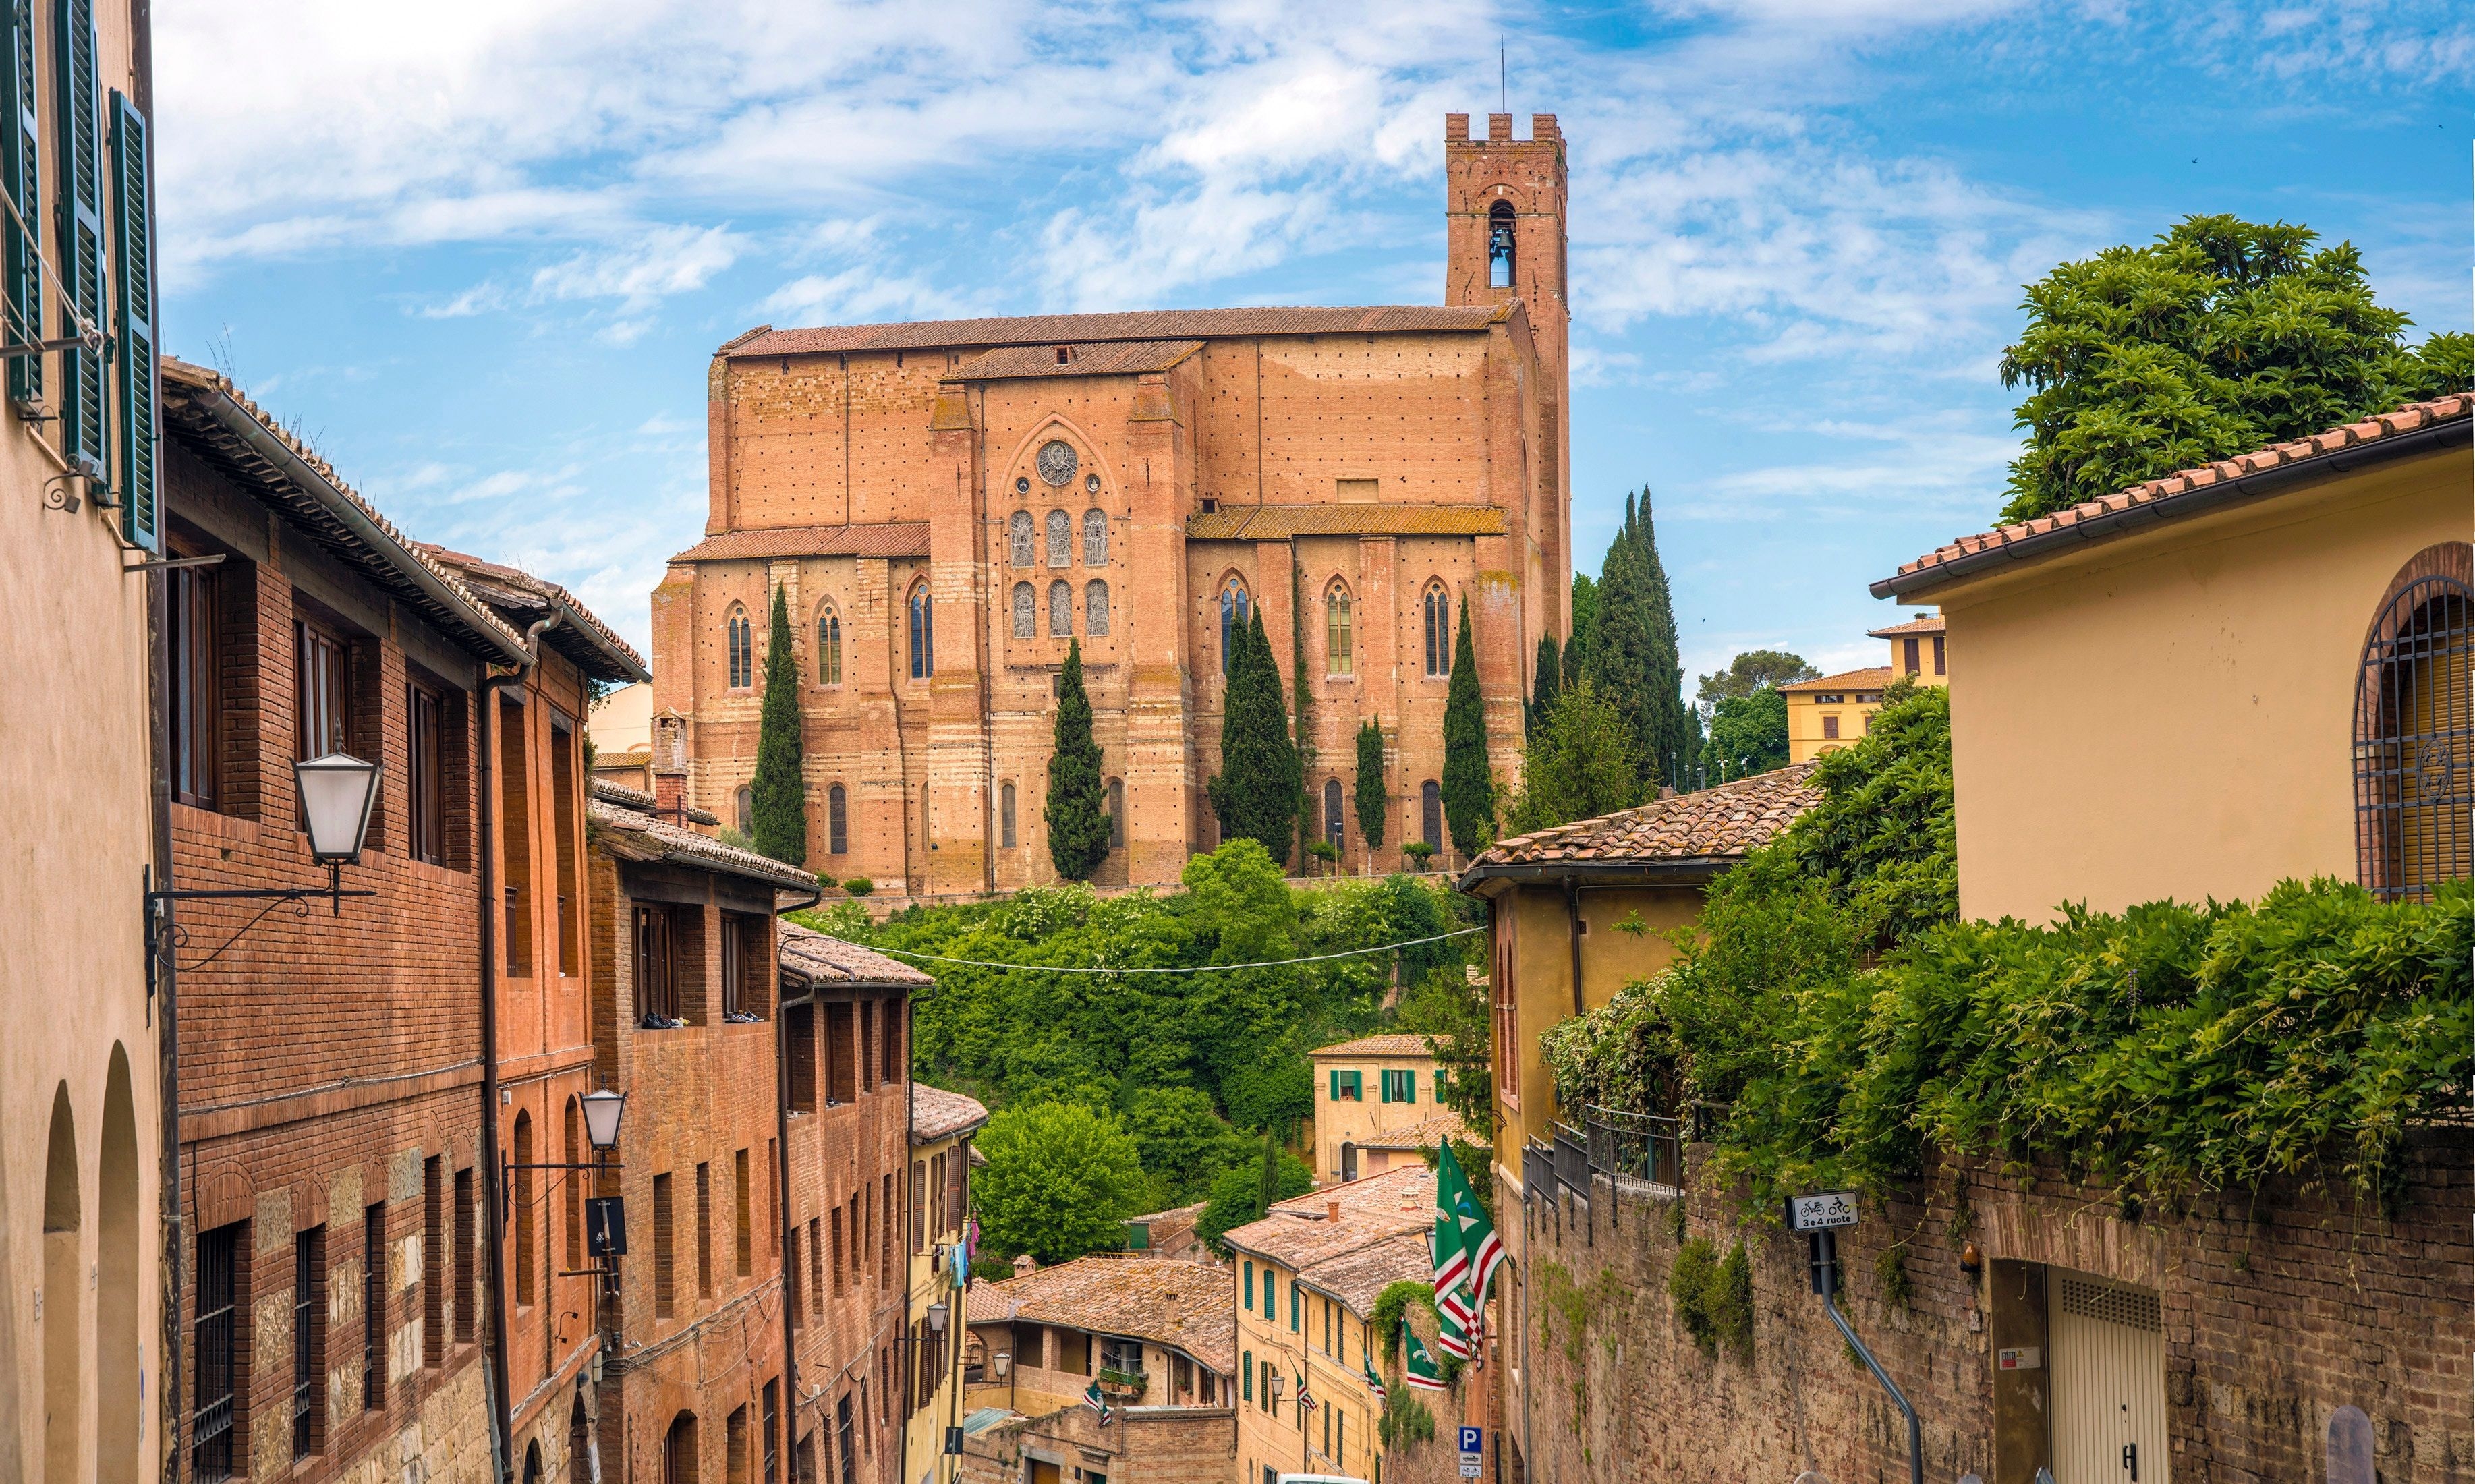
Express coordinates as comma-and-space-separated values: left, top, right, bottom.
735, 786, 752, 835
725, 604, 753, 689
1011, 582, 1036, 639
1083, 509, 1108, 565
513, 1110, 535, 1302
1420, 780, 1442, 850
1107, 778, 1125, 849
1488, 200, 1516, 290
907, 582, 933, 679
1324, 778, 1344, 849
1423, 586, 1452, 677
815, 604, 841, 686
1048, 579, 1073, 637
828, 784, 847, 856
1008, 510, 1035, 567
1325, 583, 1353, 676
1046, 509, 1072, 568
2354, 544, 2474, 901
1085, 580, 1110, 637
1000, 782, 1017, 849
1220, 582, 1251, 673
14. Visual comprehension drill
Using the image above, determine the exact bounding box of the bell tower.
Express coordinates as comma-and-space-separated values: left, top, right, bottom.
1446, 110, 1570, 632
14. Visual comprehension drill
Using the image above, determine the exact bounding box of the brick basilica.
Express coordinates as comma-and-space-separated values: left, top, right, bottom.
652, 112, 1571, 894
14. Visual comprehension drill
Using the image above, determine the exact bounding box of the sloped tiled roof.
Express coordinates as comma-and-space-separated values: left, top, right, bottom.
159, 358, 530, 666
950, 340, 1205, 381
1311, 1034, 1435, 1060
778, 920, 932, 989
1223, 1164, 1436, 1273
418, 544, 649, 684
1877, 394, 2473, 598
588, 797, 822, 893
724, 305, 1510, 359
1865, 615, 1944, 638
1778, 666, 1893, 694
1298, 1230, 1433, 1317
1187, 503, 1507, 542
1464, 762, 1821, 876
911, 1085, 989, 1143
963, 1257, 1235, 1374
1357, 1112, 1478, 1153
672, 522, 932, 564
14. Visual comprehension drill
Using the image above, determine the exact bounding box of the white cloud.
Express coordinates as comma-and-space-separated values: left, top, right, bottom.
531, 225, 744, 310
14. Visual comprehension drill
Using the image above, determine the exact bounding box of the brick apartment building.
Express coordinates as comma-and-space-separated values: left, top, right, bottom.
157, 356, 640, 1482
584, 782, 821, 1483
654, 111, 1572, 896
773, 920, 932, 1481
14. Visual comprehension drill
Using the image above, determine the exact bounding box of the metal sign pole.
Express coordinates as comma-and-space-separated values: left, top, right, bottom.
1792, 1193, 1922, 1484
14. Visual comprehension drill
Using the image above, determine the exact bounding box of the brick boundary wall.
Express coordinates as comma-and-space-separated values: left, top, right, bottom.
1510, 1129, 2470, 1484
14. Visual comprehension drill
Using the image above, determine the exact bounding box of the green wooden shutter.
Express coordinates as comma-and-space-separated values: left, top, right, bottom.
1404, 1069, 1416, 1102
1242, 1351, 1252, 1402
52, 0, 101, 477
108, 91, 152, 549
1329, 1069, 1340, 1102
2, 0, 36, 407
1243, 1262, 1253, 1308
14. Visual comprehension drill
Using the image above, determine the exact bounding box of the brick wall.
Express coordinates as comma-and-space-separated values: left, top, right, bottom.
961, 1400, 1235, 1484
1508, 1131, 2472, 1484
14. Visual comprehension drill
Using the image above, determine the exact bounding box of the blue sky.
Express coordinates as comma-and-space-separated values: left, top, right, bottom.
157, 0, 2471, 684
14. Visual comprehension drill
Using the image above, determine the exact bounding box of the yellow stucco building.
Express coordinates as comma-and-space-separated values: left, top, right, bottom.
905, 1086, 988, 1483
1308, 1034, 1475, 1185
1779, 612, 1946, 763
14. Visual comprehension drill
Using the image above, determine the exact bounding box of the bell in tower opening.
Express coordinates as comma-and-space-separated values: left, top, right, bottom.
1488, 200, 1516, 289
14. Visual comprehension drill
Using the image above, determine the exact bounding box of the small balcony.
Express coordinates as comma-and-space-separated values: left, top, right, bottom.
1095, 1367, 1147, 1398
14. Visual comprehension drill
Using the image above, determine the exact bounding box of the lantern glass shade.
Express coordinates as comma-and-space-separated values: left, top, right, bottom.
1269, 1372, 1285, 1402
580, 1089, 627, 1151
992, 1352, 1011, 1379
294, 752, 382, 863
927, 1301, 949, 1335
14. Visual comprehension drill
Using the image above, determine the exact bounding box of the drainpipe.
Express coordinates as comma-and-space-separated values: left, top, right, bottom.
146, 540, 183, 1484
480, 614, 557, 1484
900, 992, 918, 1484
1562, 878, 1583, 1018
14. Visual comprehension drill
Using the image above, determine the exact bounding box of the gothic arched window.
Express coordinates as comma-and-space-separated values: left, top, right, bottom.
1324, 778, 1344, 849
1488, 200, 1516, 289
1220, 582, 1251, 673
827, 784, 848, 856
1000, 782, 1017, 849
907, 582, 933, 679
1085, 580, 1111, 637
1107, 778, 1125, 849
1325, 582, 1353, 676
1046, 509, 1071, 568
725, 604, 753, 689
1048, 579, 1073, 637
1008, 510, 1035, 567
814, 604, 841, 686
1083, 509, 1109, 566
1011, 583, 1036, 639
1420, 780, 1442, 850
2355, 543, 2474, 901
1423, 585, 1452, 678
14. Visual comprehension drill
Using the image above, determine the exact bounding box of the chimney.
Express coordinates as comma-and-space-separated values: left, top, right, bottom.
1326, 1199, 1341, 1225
1013, 1253, 1036, 1278
654, 771, 685, 818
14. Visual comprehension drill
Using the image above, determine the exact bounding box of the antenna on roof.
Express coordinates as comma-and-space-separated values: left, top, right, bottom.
1500, 36, 1507, 115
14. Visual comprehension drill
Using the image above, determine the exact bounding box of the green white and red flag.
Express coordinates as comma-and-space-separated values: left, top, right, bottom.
1433, 1141, 1505, 1330
1402, 1328, 1447, 1392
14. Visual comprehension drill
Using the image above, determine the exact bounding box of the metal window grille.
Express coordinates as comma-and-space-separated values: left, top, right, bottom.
293, 1227, 320, 1457
193, 1222, 239, 1480
362, 1203, 385, 1410
762, 1381, 780, 1484
2354, 575, 2472, 901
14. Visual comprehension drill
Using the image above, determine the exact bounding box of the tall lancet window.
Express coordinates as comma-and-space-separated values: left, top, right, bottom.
1488, 200, 1516, 289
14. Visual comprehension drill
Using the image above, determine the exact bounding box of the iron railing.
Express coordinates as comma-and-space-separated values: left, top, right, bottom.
1584, 1105, 1684, 1192
1550, 1121, 1590, 1203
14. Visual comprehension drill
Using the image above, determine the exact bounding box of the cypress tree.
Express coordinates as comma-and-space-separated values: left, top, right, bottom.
1566, 573, 1599, 679
1292, 561, 1315, 869
1527, 633, 1562, 739
749, 586, 807, 864
1634, 490, 1691, 790
1045, 639, 1110, 881
1353, 718, 1387, 855
1587, 494, 1660, 789
1440, 594, 1494, 857
1207, 611, 1300, 865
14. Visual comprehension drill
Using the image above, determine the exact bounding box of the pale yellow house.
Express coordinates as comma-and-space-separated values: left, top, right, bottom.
587, 678, 655, 791
1309, 1033, 1475, 1184
1776, 612, 1946, 763
1872, 391, 2470, 921
907, 1085, 988, 1483
1226, 1166, 1438, 1484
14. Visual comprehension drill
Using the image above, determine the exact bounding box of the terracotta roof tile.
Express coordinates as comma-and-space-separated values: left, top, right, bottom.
1777, 667, 1893, 693
417, 544, 648, 683
778, 920, 932, 989
672, 523, 931, 563
1863, 615, 1944, 638
963, 1257, 1235, 1375
588, 796, 822, 894
1881, 394, 2472, 596
911, 1084, 990, 1143
1355, 1112, 1479, 1153
1186, 503, 1507, 541
1223, 1165, 1436, 1272
1465, 762, 1821, 875
1297, 1231, 1433, 1317
950, 340, 1205, 381
1309, 1035, 1435, 1060
724, 306, 1509, 359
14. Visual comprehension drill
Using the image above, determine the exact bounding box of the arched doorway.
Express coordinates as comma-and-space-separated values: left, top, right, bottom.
43, 1083, 82, 1484
97, 1048, 140, 1484
523, 1439, 544, 1484
664, 1412, 699, 1484
1340, 1142, 1359, 1182
568, 1393, 594, 1484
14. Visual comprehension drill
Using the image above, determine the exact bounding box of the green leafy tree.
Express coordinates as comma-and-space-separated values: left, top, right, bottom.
973, 1101, 1147, 1265
2000, 214, 2473, 523
1506, 677, 1644, 834
1121, 1087, 1253, 1207
1196, 1140, 1313, 1253
1354, 720, 1388, 855
1632, 492, 1691, 789
1705, 688, 1790, 781
1527, 634, 1562, 739
1440, 596, 1494, 857
1045, 639, 1110, 881
1208, 612, 1301, 865
749, 586, 807, 864
1696, 650, 1817, 708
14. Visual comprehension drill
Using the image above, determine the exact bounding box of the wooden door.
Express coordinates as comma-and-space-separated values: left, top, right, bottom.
2049, 1272, 2166, 1483
1028, 1461, 1062, 1484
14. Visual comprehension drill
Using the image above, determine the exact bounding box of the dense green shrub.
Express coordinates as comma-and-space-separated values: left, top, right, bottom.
1668, 1237, 1753, 1360
1378, 1388, 1436, 1447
